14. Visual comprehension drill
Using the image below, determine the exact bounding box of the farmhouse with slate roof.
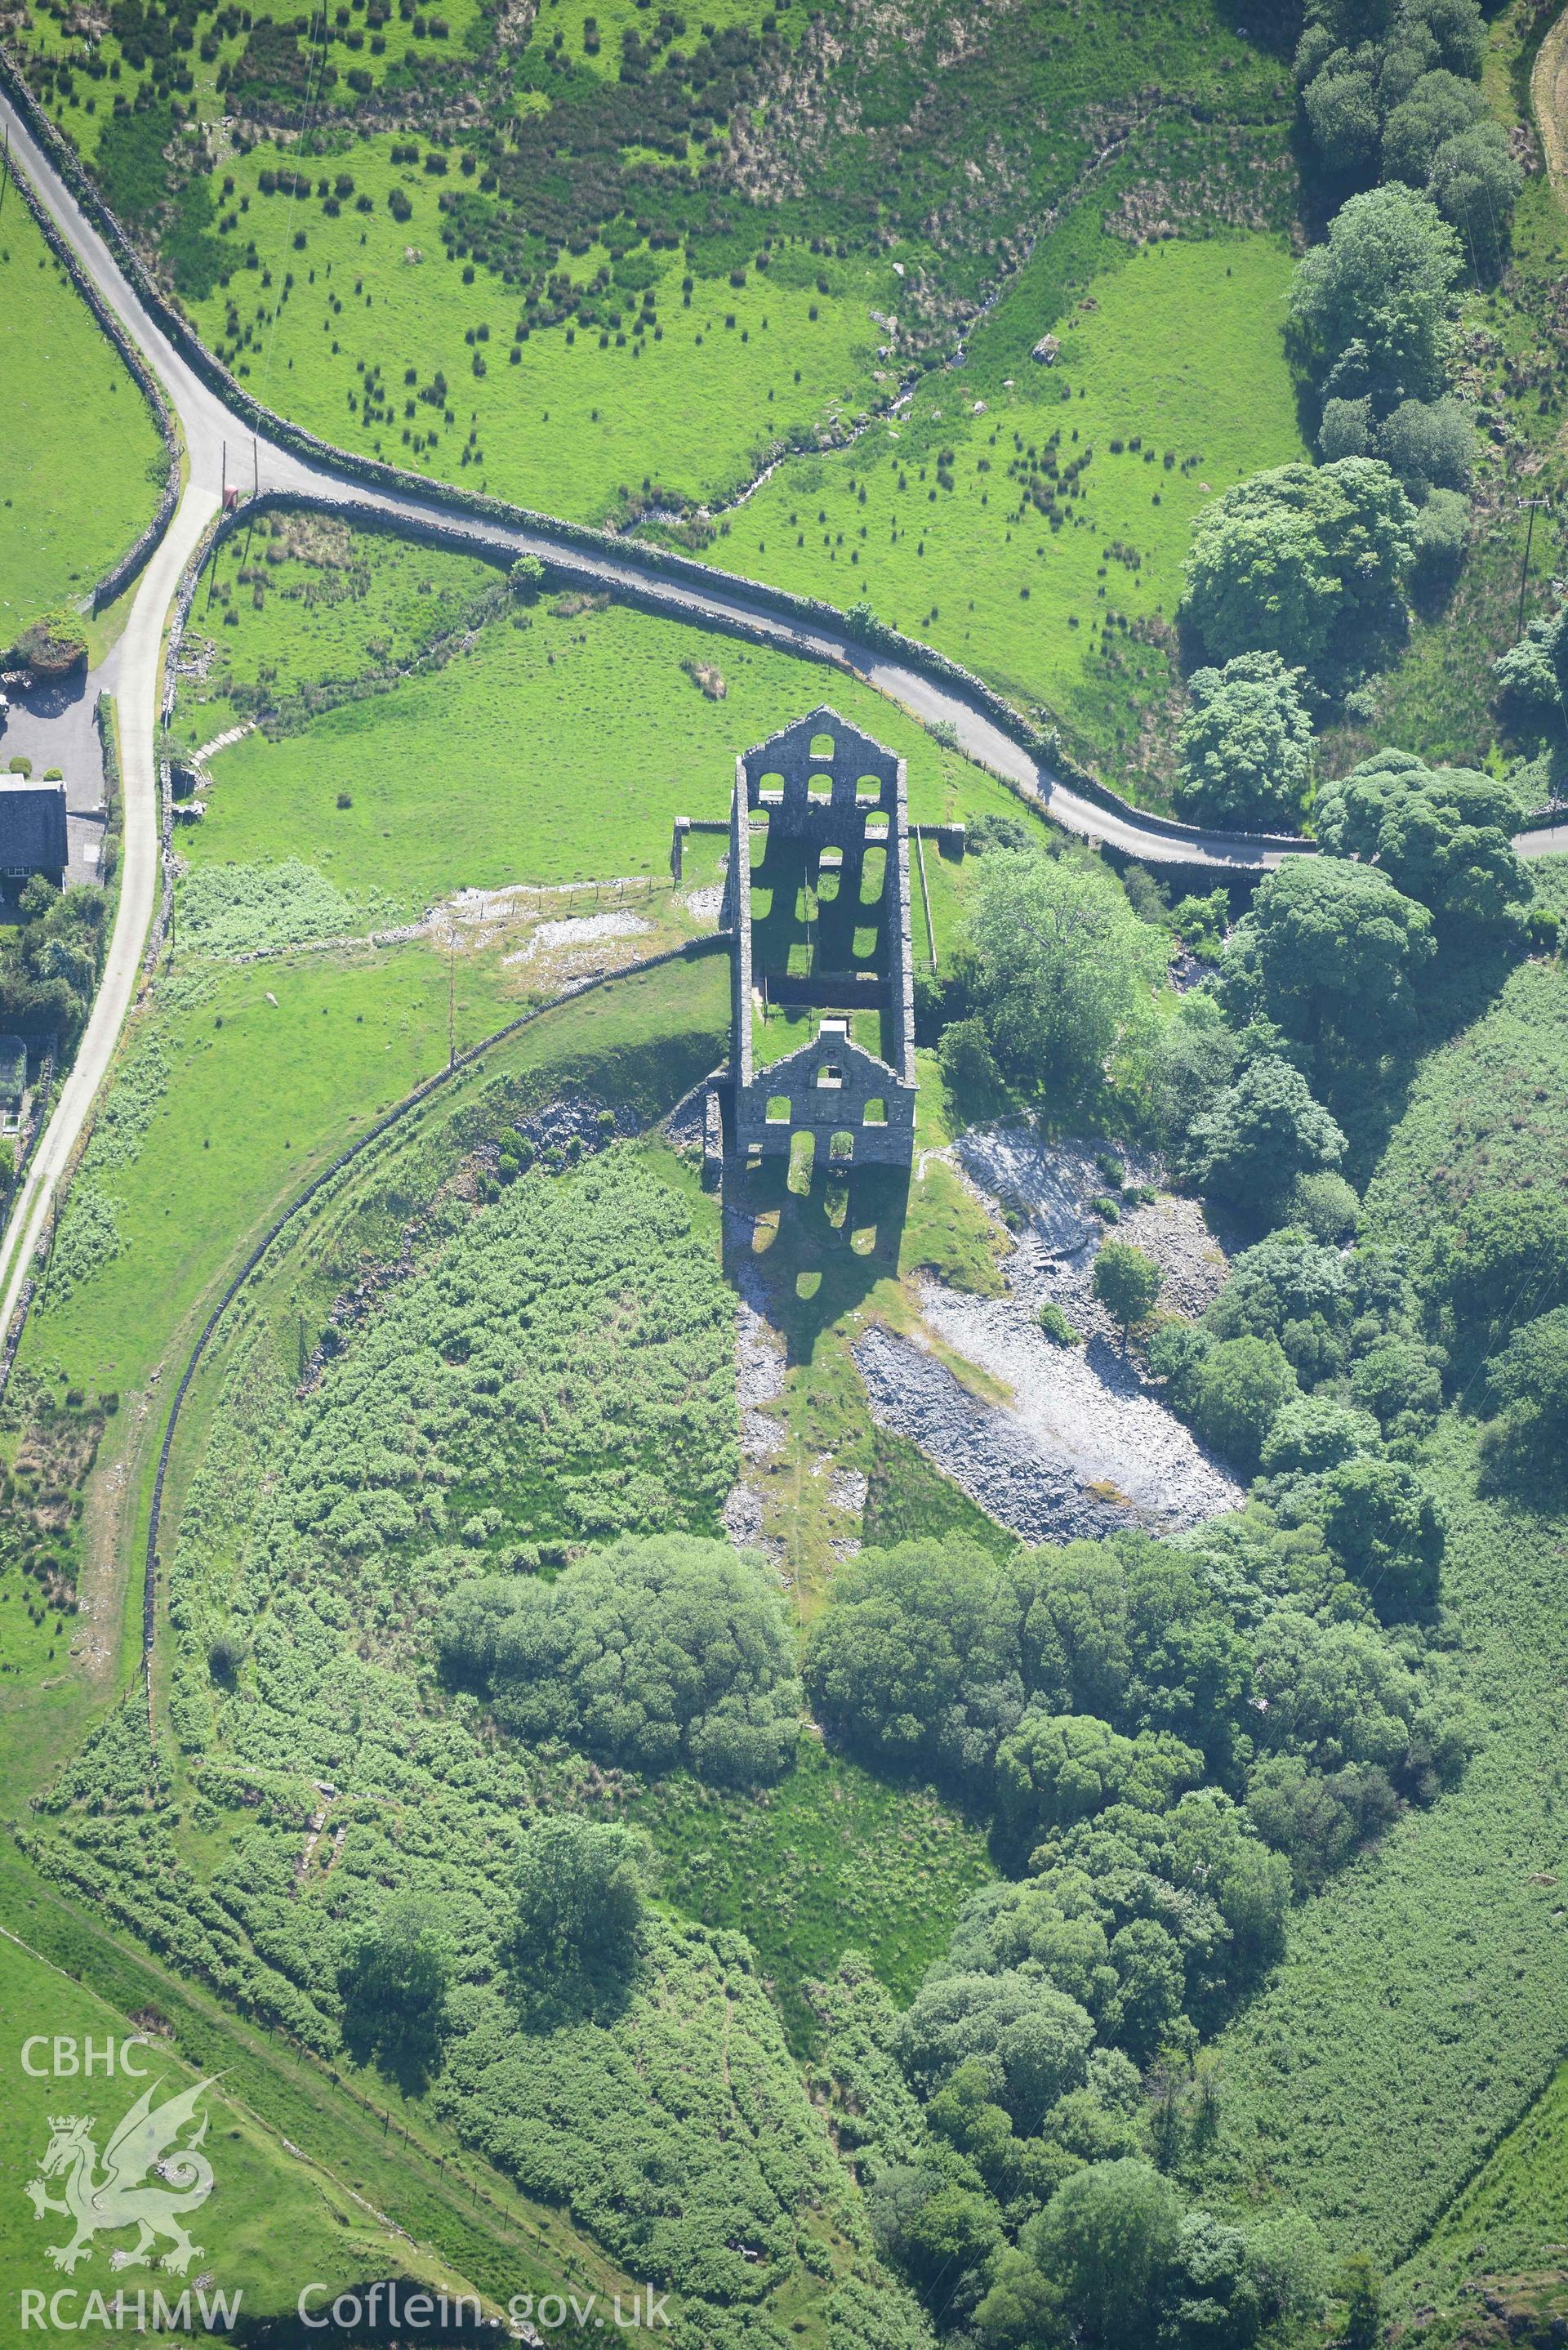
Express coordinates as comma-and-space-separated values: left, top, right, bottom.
0, 779, 68, 894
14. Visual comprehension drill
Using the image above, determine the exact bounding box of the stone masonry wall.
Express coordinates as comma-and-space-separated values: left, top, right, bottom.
730, 706, 917, 1168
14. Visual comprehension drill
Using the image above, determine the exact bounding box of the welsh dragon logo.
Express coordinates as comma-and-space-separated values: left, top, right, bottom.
24, 2076, 216, 2275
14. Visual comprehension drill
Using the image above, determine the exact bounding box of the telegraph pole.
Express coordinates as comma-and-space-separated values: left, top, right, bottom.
1, 125, 11, 217
1516, 495, 1551, 640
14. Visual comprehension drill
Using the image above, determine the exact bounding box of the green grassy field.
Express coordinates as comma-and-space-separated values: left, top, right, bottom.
0, 1926, 475, 2326
180, 130, 894, 522
185, 544, 1041, 912
0, 949, 730, 1865
0, 193, 164, 644
23, 945, 531, 1406
11, 0, 1297, 786
688, 232, 1307, 788
0, 937, 548, 1797
12, 0, 489, 147
177, 213, 1304, 795
21, 944, 729, 1412
172, 505, 502, 747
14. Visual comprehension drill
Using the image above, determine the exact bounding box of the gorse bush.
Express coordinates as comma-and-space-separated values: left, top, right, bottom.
440, 1533, 802, 1786
176, 858, 380, 958
281, 1151, 737, 1571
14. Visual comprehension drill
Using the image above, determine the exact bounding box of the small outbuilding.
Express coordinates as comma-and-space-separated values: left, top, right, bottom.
0, 779, 68, 894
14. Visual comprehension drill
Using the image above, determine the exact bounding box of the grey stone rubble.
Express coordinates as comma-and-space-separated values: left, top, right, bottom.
722, 1211, 789, 1564
826, 1464, 868, 1562
214, 870, 710, 969
854, 1125, 1242, 1545
504, 910, 651, 964
951, 1125, 1236, 1329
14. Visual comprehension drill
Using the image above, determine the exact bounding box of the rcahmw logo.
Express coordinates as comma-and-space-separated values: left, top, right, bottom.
18, 2035, 240, 2332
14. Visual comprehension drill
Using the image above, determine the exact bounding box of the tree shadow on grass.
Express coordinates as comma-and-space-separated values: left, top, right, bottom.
504, 1944, 643, 2036
340, 2006, 446, 2101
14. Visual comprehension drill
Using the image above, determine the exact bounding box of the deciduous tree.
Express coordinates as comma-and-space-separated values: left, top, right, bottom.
1174, 653, 1314, 830
1092, 1242, 1165, 1340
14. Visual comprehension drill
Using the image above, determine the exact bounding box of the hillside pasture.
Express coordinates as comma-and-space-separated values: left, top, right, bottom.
180, 130, 893, 524
0, 193, 164, 643
636, 1740, 994, 2053
0, 1926, 474, 2322
185, 547, 1045, 912
693, 231, 1307, 793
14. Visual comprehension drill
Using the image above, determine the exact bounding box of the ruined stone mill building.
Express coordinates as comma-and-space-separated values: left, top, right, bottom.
716, 707, 918, 1171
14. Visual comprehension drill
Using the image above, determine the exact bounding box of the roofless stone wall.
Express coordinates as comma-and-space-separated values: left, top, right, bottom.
728, 706, 917, 1170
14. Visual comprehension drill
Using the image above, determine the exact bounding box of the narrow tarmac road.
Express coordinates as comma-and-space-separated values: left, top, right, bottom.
0, 66, 1561, 1347
0, 486, 218, 1346
0, 82, 1318, 870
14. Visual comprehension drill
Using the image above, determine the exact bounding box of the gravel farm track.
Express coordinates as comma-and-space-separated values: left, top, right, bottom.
1, 58, 1566, 1350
